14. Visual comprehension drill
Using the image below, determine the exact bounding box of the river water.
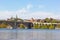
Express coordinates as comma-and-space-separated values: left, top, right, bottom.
0, 29, 60, 40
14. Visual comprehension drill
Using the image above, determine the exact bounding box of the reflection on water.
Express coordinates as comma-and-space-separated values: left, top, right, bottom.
0, 29, 60, 40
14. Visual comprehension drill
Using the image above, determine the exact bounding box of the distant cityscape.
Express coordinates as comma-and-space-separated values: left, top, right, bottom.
0, 15, 60, 29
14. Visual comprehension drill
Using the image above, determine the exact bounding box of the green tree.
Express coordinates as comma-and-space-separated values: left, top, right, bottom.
0, 23, 7, 28
49, 24, 55, 29
45, 18, 50, 23
56, 24, 60, 28
40, 24, 48, 29
0, 22, 8, 28
33, 23, 40, 29
19, 24, 25, 29
51, 19, 56, 23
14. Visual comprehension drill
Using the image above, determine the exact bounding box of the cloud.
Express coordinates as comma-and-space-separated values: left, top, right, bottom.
26, 4, 33, 9
16, 8, 28, 14
0, 4, 60, 19
0, 10, 60, 19
0, 4, 33, 19
0, 8, 28, 19
24, 11, 60, 19
0, 11, 14, 20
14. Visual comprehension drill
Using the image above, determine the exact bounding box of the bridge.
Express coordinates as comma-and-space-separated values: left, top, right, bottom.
0, 21, 60, 29
0, 21, 33, 29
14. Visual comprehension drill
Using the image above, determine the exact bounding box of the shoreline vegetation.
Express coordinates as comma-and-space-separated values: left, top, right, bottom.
0, 16, 60, 29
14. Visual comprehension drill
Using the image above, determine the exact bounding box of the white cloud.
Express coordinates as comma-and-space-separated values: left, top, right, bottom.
0, 8, 28, 19
0, 11, 14, 19
26, 4, 33, 9
0, 4, 33, 19
16, 8, 28, 14
0, 4, 60, 19
24, 11, 60, 19
0, 10, 60, 19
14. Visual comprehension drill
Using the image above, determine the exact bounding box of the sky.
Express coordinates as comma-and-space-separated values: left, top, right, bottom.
0, 0, 60, 19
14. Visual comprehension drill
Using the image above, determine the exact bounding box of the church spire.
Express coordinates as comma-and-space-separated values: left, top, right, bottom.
16, 14, 18, 19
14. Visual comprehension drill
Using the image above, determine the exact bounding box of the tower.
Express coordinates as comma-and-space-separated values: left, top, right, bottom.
16, 14, 18, 19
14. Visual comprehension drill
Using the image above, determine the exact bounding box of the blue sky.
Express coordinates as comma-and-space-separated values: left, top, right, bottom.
0, 0, 60, 19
